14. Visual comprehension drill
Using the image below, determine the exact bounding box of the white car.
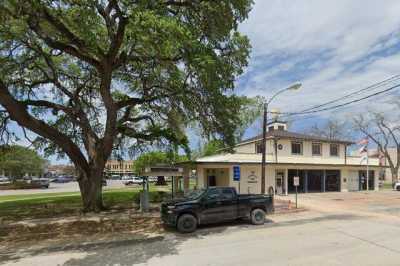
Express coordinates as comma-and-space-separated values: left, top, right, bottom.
0, 176, 10, 183
394, 181, 400, 191
148, 176, 158, 183
122, 176, 143, 186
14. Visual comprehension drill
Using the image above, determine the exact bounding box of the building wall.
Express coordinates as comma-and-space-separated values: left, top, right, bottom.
196, 163, 380, 194
234, 139, 346, 161
105, 160, 135, 175
234, 143, 256, 153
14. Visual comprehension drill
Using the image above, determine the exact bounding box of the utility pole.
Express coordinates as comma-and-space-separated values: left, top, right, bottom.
261, 103, 268, 194
260, 83, 301, 194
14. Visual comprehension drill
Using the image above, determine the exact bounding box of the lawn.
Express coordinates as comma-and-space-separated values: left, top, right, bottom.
0, 186, 172, 222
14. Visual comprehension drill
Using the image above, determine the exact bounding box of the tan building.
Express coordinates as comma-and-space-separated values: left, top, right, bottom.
105, 160, 135, 176
192, 121, 382, 195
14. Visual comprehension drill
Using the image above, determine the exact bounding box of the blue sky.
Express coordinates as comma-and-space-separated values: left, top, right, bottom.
12, 0, 400, 164
237, 0, 400, 140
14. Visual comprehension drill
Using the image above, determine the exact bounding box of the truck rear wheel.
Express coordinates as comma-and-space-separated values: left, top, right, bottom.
251, 208, 266, 225
177, 214, 197, 233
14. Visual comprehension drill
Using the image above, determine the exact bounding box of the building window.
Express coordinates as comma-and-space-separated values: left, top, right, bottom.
291, 141, 303, 155
312, 143, 322, 156
278, 125, 284, 130
330, 144, 339, 156
256, 141, 263, 153
268, 126, 274, 131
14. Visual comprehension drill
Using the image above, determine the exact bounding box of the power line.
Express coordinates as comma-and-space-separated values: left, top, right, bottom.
298, 74, 400, 113
281, 82, 400, 118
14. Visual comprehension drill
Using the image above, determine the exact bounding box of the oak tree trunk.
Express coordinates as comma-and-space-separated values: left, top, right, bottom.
391, 167, 399, 185
78, 168, 105, 212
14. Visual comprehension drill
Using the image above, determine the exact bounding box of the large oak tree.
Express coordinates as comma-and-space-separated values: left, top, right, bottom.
0, 0, 252, 211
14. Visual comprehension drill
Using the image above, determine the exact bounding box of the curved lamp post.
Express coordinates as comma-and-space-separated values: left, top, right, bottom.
261, 83, 301, 194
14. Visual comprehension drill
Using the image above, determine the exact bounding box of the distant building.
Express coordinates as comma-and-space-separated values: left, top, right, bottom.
46, 164, 77, 176
105, 160, 135, 176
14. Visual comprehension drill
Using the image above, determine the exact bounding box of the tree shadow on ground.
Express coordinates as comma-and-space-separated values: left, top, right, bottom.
0, 213, 363, 266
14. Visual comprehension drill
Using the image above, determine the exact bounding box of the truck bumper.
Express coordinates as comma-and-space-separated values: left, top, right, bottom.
160, 206, 177, 226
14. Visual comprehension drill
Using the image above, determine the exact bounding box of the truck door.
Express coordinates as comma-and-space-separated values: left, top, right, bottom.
201, 188, 224, 224
219, 188, 237, 220
201, 188, 236, 223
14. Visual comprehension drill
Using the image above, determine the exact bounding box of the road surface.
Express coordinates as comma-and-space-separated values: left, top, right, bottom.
0, 180, 127, 196
3, 191, 400, 266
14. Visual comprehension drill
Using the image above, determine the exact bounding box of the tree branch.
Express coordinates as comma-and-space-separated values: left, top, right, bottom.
0, 79, 90, 174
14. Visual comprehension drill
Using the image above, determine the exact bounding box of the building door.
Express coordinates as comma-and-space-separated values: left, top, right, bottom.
207, 175, 216, 187
288, 169, 306, 193
308, 170, 323, 192
275, 171, 285, 195
359, 170, 375, 190
325, 170, 340, 191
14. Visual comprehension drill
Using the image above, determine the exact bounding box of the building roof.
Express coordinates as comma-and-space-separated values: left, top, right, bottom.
195, 153, 381, 167
238, 130, 354, 146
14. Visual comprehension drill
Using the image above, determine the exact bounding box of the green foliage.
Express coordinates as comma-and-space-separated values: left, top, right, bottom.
201, 140, 226, 157
0, 0, 253, 152
0, 0, 253, 210
134, 151, 187, 174
0, 145, 46, 178
236, 96, 264, 141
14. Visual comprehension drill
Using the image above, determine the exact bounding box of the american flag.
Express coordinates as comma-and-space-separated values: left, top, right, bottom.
358, 145, 367, 154
357, 137, 369, 145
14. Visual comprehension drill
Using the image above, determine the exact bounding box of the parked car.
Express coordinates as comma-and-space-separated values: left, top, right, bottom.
161, 187, 274, 233
30, 178, 50, 189
393, 181, 400, 191
111, 175, 121, 180
0, 176, 10, 184
148, 176, 158, 183
122, 176, 143, 186
52, 175, 74, 183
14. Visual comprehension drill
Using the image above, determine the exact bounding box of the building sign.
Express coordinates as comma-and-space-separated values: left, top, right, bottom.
248, 171, 258, 183
233, 166, 240, 181
293, 176, 300, 186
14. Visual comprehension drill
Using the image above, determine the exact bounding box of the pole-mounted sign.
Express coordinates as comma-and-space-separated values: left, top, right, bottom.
293, 176, 299, 209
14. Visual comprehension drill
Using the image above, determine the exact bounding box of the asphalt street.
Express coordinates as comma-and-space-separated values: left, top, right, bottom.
3, 191, 400, 266
0, 180, 127, 196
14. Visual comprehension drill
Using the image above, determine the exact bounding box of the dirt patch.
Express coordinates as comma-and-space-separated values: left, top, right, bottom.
0, 213, 165, 252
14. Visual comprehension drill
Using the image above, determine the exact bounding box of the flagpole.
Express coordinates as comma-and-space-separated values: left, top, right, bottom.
366, 139, 369, 191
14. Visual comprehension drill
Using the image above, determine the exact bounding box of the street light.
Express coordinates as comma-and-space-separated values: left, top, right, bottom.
261, 83, 301, 194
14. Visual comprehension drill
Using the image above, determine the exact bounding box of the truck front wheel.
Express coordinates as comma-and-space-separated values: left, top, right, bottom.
177, 214, 197, 233
251, 208, 266, 225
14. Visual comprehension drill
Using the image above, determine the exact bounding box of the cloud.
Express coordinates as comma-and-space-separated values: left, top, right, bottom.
237, 0, 400, 136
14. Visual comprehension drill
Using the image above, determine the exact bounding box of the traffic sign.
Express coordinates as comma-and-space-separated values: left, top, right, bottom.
293, 176, 300, 186
233, 166, 240, 181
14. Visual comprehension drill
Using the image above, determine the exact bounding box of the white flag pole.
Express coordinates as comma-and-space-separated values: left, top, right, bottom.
366, 139, 369, 191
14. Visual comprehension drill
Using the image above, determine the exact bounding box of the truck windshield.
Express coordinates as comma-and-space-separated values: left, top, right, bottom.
185, 189, 206, 200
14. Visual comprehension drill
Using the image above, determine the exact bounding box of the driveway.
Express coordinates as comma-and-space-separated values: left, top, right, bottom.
278, 189, 400, 219
3, 191, 400, 266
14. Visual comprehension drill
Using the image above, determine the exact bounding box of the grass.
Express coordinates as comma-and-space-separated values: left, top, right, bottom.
0, 186, 173, 221
381, 182, 394, 190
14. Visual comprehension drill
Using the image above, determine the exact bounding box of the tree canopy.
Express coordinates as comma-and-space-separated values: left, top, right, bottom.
0, 0, 253, 211
0, 145, 46, 178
